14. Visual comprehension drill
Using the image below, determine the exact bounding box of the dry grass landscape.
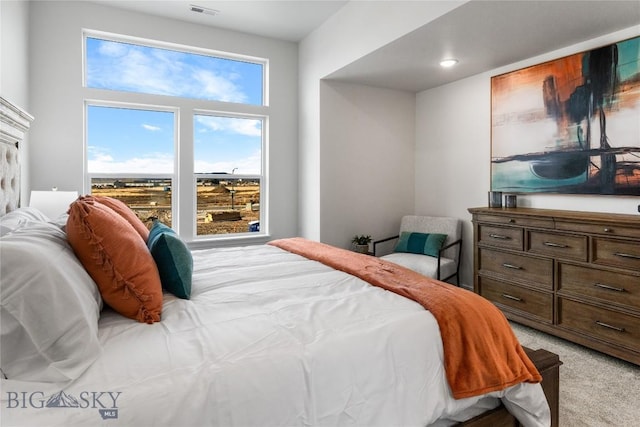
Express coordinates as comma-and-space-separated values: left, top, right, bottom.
92, 182, 260, 235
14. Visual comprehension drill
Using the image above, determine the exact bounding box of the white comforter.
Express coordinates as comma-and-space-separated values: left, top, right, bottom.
1, 244, 549, 426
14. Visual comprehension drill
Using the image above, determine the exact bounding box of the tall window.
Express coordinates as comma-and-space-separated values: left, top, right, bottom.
84, 31, 267, 239
86, 105, 176, 226
194, 114, 263, 236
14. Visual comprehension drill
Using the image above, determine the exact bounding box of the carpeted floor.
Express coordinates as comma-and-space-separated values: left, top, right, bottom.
510, 322, 640, 427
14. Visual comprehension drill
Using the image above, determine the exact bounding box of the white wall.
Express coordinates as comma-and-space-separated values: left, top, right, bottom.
416, 25, 640, 286
1, 0, 31, 203
27, 0, 298, 240
299, 1, 465, 240
1, 0, 29, 105
320, 81, 415, 248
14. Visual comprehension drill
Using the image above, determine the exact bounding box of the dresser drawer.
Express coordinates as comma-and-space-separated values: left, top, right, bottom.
558, 263, 640, 309
479, 277, 553, 322
527, 231, 587, 261
592, 237, 640, 270
558, 298, 640, 352
475, 214, 554, 229
556, 221, 640, 239
478, 225, 523, 250
479, 248, 553, 289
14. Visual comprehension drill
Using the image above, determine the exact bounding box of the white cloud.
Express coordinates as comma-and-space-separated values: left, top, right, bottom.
194, 150, 261, 175
88, 152, 174, 174
191, 69, 246, 103
87, 146, 114, 163
98, 41, 127, 57
142, 124, 161, 131
195, 115, 261, 137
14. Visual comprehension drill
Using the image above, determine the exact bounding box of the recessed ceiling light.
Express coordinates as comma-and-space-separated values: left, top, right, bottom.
440, 59, 459, 68
190, 4, 220, 16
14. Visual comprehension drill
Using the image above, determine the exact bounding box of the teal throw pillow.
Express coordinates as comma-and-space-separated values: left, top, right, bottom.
147, 221, 193, 299
394, 232, 447, 257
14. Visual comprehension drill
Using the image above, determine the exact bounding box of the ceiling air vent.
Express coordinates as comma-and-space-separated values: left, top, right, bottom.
189, 4, 219, 16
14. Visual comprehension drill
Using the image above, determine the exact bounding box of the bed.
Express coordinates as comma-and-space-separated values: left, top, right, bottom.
0, 97, 559, 426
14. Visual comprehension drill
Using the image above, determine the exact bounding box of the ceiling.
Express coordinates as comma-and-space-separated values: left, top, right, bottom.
89, 0, 349, 42
89, 0, 639, 92
328, 0, 640, 92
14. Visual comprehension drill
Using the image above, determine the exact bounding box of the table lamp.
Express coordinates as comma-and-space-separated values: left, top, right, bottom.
29, 189, 79, 219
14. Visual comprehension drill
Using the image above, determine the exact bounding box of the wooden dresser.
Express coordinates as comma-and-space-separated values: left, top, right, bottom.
468, 207, 640, 365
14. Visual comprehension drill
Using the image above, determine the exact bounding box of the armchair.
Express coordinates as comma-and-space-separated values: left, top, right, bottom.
373, 215, 462, 284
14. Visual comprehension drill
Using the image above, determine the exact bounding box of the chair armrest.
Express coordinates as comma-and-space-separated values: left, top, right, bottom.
373, 235, 399, 256
439, 238, 462, 253
437, 238, 462, 284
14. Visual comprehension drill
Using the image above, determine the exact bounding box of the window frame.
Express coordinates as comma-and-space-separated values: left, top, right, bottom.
192, 110, 267, 240
82, 30, 270, 243
84, 100, 180, 229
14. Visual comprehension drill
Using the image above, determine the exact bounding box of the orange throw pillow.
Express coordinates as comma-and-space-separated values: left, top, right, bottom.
86, 195, 150, 242
66, 198, 162, 323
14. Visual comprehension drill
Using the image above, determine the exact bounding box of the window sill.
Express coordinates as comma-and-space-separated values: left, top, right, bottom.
186, 234, 272, 251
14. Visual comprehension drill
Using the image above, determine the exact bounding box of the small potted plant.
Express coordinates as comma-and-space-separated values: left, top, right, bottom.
352, 235, 372, 254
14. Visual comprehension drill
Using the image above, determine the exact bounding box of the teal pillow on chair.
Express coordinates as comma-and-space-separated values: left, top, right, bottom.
394, 232, 447, 257
147, 221, 193, 299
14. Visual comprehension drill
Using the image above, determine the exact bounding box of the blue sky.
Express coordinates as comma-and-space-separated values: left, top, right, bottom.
86, 37, 263, 175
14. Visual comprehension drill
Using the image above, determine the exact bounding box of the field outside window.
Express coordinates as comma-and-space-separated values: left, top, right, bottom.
91, 177, 173, 227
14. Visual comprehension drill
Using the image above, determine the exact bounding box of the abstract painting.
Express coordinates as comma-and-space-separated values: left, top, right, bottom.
491, 36, 640, 195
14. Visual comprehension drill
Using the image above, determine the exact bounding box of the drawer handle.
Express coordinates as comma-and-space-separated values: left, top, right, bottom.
614, 252, 640, 260
489, 234, 511, 240
508, 219, 516, 223
603, 228, 613, 233
544, 241, 568, 248
501, 293, 523, 302
594, 283, 626, 293
595, 321, 625, 333
502, 263, 522, 270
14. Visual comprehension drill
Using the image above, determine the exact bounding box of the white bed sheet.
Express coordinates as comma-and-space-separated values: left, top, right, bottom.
1, 244, 549, 426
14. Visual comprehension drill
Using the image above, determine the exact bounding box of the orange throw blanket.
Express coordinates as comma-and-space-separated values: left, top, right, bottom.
269, 237, 541, 399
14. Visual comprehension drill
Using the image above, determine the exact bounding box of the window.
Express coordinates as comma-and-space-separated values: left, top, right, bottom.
194, 114, 263, 236
86, 104, 175, 226
85, 37, 264, 105
83, 31, 267, 240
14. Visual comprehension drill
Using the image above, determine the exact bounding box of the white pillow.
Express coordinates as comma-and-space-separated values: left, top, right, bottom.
0, 220, 103, 382
0, 207, 50, 237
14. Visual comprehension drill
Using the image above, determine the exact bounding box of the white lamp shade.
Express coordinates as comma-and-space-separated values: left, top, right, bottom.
29, 191, 79, 219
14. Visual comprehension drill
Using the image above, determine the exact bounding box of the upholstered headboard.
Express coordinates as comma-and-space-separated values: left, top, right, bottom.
0, 97, 34, 216
0, 141, 20, 215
